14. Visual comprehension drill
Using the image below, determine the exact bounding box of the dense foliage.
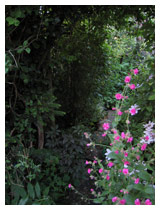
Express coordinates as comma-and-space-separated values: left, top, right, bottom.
5, 5, 154, 205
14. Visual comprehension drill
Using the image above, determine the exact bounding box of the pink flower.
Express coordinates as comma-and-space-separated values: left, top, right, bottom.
145, 135, 149, 141
88, 168, 91, 174
114, 150, 119, 154
130, 108, 136, 115
110, 143, 113, 146
68, 184, 72, 188
112, 107, 116, 110
124, 152, 128, 157
133, 68, 139, 75
102, 133, 107, 137
136, 155, 140, 160
125, 76, 131, 83
115, 93, 123, 100
132, 147, 134, 150
103, 123, 110, 130
120, 189, 123, 193
145, 199, 152, 205
122, 168, 129, 175
112, 196, 118, 203
85, 160, 89, 165
93, 160, 97, 164
120, 199, 126, 205
141, 143, 147, 151
130, 84, 136, 90
124, 161, 130, 166
117, 111, 123, 116
121, 132, 125, 139
135, 199, 141, 205
90, 188, 94, 192
86, 143, 91, 147
127, 137, 133, 143
129, 104, 140, 115
134, 178, 140, 184
113, 130, 117, 134
99, 168, 103, 174
84, 132, 89, 138
115, 136, 120, 141
106, 175, 110, 180
108, 162, 114, 167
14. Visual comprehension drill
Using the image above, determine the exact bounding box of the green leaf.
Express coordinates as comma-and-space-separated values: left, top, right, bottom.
23, 40, 28, 46
17, 48, 24, 54
27, 183, 35, 199
138, 171, 151, 181
148, 94, 155, 100
133, 184, 144, 191
144, 186, 155, 194
25, 48, 31, 54
6, 17, 20, 26
43, 186, 50, 196
35, 182, 41, 198
18, 196, 28, 205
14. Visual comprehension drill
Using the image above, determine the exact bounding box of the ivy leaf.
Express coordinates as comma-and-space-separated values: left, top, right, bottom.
25, 48, 31, 54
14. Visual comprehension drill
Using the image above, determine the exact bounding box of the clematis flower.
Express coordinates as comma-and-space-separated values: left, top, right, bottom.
115, 93, 123, 100
135, 199, 141, 205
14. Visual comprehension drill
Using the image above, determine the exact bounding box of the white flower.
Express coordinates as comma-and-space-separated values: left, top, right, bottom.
105, 149, 112, 160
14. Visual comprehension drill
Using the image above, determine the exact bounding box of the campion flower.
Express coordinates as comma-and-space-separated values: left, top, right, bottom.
115, 93, 123, 100
114, 136, 120, 141
112, 197, 118, 203
122, 168, 129, 175
108, 162, 114, 168
99, 168, 103, 174
103, 123, 110, 130
125, 76, 131, 83
129, 104, 140, 116
106, 175, 110, 180
114, 150, 119, 154
124, 152, 128, 157
85, 160, 89, 165
129, 84, 136, 90
141, 143, 147, 151
145, 199, 152, 205
68, 184, 72, 188
120, 199, 126, 205
88, 169, 91, 174
117, 111, 123, 116
134, 178, 140, 184
127, 137, 133, 143
135, 199, 141, 205
133, 68, 139, 75
121, 132, 125, 139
